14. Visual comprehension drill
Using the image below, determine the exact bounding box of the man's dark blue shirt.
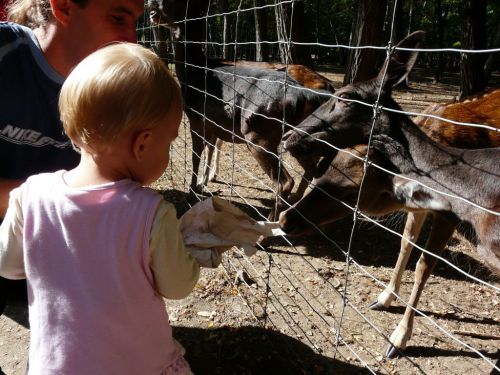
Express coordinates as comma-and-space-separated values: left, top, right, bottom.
0, 22, 79, 179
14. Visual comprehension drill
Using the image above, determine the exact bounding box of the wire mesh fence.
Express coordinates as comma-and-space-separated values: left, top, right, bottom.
139, 1, 499, 374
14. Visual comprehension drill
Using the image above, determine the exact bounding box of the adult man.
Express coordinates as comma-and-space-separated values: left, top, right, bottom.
0, 0, 145, 314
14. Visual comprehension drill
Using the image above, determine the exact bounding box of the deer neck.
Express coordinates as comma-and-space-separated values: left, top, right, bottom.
373, 115, 457, 177
172, 29, 206, 83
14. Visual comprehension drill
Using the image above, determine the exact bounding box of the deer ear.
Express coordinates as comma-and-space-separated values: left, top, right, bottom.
393, 179, 451, 211
378, 30, 426, 90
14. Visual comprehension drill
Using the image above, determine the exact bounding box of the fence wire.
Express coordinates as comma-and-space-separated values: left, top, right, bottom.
139, 1, 500, 374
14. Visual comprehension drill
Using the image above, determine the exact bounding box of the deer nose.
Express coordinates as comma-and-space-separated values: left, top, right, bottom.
282, 128, 294, 142
278, 209, 297, 235
282, 131, 303, 153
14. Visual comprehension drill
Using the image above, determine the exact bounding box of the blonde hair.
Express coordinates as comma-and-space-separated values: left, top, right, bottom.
59, 43, 181, 149
6, 0, 53, 27
6, 0, 87, 28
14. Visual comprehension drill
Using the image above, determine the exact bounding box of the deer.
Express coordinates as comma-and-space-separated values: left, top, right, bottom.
149, 0, 331, 218
279, 142, 499, 357
368, 89, 500, 311
279, 87, 500, 232
414, 89, 500, 148
365, 90, 500, 312
220, 60, 336, 92
201, 61, 335, 195
281, 30, 500, 357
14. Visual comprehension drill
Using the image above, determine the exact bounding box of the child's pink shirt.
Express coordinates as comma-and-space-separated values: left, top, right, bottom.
0, 171, 196, 374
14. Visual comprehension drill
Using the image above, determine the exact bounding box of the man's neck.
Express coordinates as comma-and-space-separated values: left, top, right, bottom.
32, 23, 72, 77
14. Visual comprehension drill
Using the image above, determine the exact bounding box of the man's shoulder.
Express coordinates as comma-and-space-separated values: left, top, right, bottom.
0, 22, 33, 46
0, 21, 63, 85
0, 22, 36, 62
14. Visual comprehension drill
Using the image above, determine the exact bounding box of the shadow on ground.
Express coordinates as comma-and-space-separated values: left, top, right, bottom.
1, 278, 29, 328
174, 325, 379, 375
160, 188, 497, 284
264, 213, 497, 284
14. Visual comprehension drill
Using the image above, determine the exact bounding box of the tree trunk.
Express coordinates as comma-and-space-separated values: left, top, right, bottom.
344, 0, 389, 84
484, 22, 500, 82
274, 0, 311, 66
459, 0, 487, 99
391, 0, 406, 44
407, 0, 413, 34
433, 0, 445, 83
289, 1, 312, 66
275, 1, 291, 63
219, 0, 232, 60
253, 0, 268, 61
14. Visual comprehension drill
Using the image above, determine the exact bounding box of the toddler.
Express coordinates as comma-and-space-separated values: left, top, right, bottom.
0, 43, 197, 374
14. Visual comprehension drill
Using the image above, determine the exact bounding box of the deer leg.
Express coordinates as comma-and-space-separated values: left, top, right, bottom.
248, 144, 294, 220
292, 178, 310, 204
476, 226, 500, 274
289, 154, 319, 203
370, 212, 427, 310
200, 141, 215, 189
151, 24, 170, 61
190, 126, 205, 194
208, 138, 223, 182
477, 243, 500, 275
385, 213, 456, 358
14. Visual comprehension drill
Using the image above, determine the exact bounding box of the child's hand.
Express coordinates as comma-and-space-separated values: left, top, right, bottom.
179, 197, 282, 267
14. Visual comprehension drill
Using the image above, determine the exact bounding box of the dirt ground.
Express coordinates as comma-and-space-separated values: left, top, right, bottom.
1, 69, 499, 375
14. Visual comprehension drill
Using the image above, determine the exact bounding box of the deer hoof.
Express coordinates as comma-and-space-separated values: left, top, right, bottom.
257, 236, 272, 248
189, 182, 202, 195
208, 170, 218, 182
385, 344, 402, 359
385, 322, 411, 358
0, 299, 6, 316
369, 289, 396, 311
267, 211, 278, 221
368, 300, 387, 311
195, 183, 206, 193
287, 192, 303, 205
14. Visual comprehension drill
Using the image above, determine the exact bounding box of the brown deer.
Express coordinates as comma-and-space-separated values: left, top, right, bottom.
415, 89, 499, 148
369, 89, 500, 312
281, 31, 500, 357
150, 0, 331, 218
279, 87, 500, 234
279, 142, 498, 357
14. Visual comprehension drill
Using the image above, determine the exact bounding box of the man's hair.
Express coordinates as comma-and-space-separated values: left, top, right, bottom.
59, 43, 181, 149
6, 0, 87, 28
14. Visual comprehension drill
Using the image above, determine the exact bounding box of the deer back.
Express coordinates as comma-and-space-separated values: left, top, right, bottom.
415, 89, 500, 148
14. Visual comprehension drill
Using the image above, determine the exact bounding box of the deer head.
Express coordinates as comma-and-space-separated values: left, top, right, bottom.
283, 31, 426, 158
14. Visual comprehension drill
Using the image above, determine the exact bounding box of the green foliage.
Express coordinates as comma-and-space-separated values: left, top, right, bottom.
201, 0, 498, 70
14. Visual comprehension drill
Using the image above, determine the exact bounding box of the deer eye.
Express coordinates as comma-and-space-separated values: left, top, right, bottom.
339, 92, 353, 100
337, 92, 353, 103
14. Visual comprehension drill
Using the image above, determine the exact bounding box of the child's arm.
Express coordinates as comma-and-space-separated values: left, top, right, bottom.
148, 200, 200, 300
0, 187, 26, 279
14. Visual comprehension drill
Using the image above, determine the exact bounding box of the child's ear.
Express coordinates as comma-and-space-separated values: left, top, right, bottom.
132, 129, 153, 160
50, 0, 72, 26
